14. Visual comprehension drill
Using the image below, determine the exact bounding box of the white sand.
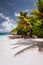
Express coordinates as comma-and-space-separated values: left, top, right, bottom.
0, 36, 43, 65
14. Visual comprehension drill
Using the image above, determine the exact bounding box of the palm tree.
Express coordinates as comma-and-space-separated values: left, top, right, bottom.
31, 0, 43, 37
32, 0, 43, 24
12, 0, 43, 56
17, 12, 32, 37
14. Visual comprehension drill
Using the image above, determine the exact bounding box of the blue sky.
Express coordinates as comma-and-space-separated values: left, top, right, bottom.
0, 0, 38, 32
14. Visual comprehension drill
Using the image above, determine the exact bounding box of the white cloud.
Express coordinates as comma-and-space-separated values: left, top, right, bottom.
0, 13, 17, 32
24, 9, 29, 12
0, 13, 10, 20
23, 9, 32, 12
14, 12, 20, 16
2, 21, 17, 32
0, 29, 4, 32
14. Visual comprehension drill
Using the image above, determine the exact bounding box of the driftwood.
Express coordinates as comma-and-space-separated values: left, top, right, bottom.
9, 35, 22, 39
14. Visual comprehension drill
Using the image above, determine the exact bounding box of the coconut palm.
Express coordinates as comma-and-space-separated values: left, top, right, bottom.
11, 0, 43, 56
16, 12, 32, 37
30, 0, 43, 37
32, 0, 43, 24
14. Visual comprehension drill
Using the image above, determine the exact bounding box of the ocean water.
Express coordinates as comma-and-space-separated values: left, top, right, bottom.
0, 33, 9, 38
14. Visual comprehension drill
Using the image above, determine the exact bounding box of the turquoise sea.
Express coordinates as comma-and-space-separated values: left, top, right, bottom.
0, 33, 9, 38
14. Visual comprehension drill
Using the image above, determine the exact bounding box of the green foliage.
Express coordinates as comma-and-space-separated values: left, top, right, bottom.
31, 0, 43, 38
11, 0, 43, 38
16, 11, 32, 36
17, 29, 25, 35
11, 28, 17, 33
31, 18, 43, 38
33, 20, 41, 26
20, 12, 28, 17
32, 26, 43, 38
35, 0, 43, 13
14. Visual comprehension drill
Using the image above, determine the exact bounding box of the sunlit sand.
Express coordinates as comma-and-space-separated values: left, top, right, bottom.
0, 35, 43, 65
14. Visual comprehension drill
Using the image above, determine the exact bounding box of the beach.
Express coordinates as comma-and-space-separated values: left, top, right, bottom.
0, 35, 43, 65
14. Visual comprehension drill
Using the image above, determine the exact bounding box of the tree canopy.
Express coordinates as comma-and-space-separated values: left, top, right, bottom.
11, 0, 43, 38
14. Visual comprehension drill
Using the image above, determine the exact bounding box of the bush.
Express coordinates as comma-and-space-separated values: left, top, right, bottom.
32, 26, 43, 38
17, 29, 25, 35
31, 19, 43, 38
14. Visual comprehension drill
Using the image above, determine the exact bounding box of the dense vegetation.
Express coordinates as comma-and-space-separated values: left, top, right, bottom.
11, 0, 43, 38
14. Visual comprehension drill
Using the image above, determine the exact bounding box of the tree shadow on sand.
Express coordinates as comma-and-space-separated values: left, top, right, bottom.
11, 40, 43, 56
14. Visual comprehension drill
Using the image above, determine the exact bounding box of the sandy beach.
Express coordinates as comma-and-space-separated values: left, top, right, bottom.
0, 35, 43, 65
